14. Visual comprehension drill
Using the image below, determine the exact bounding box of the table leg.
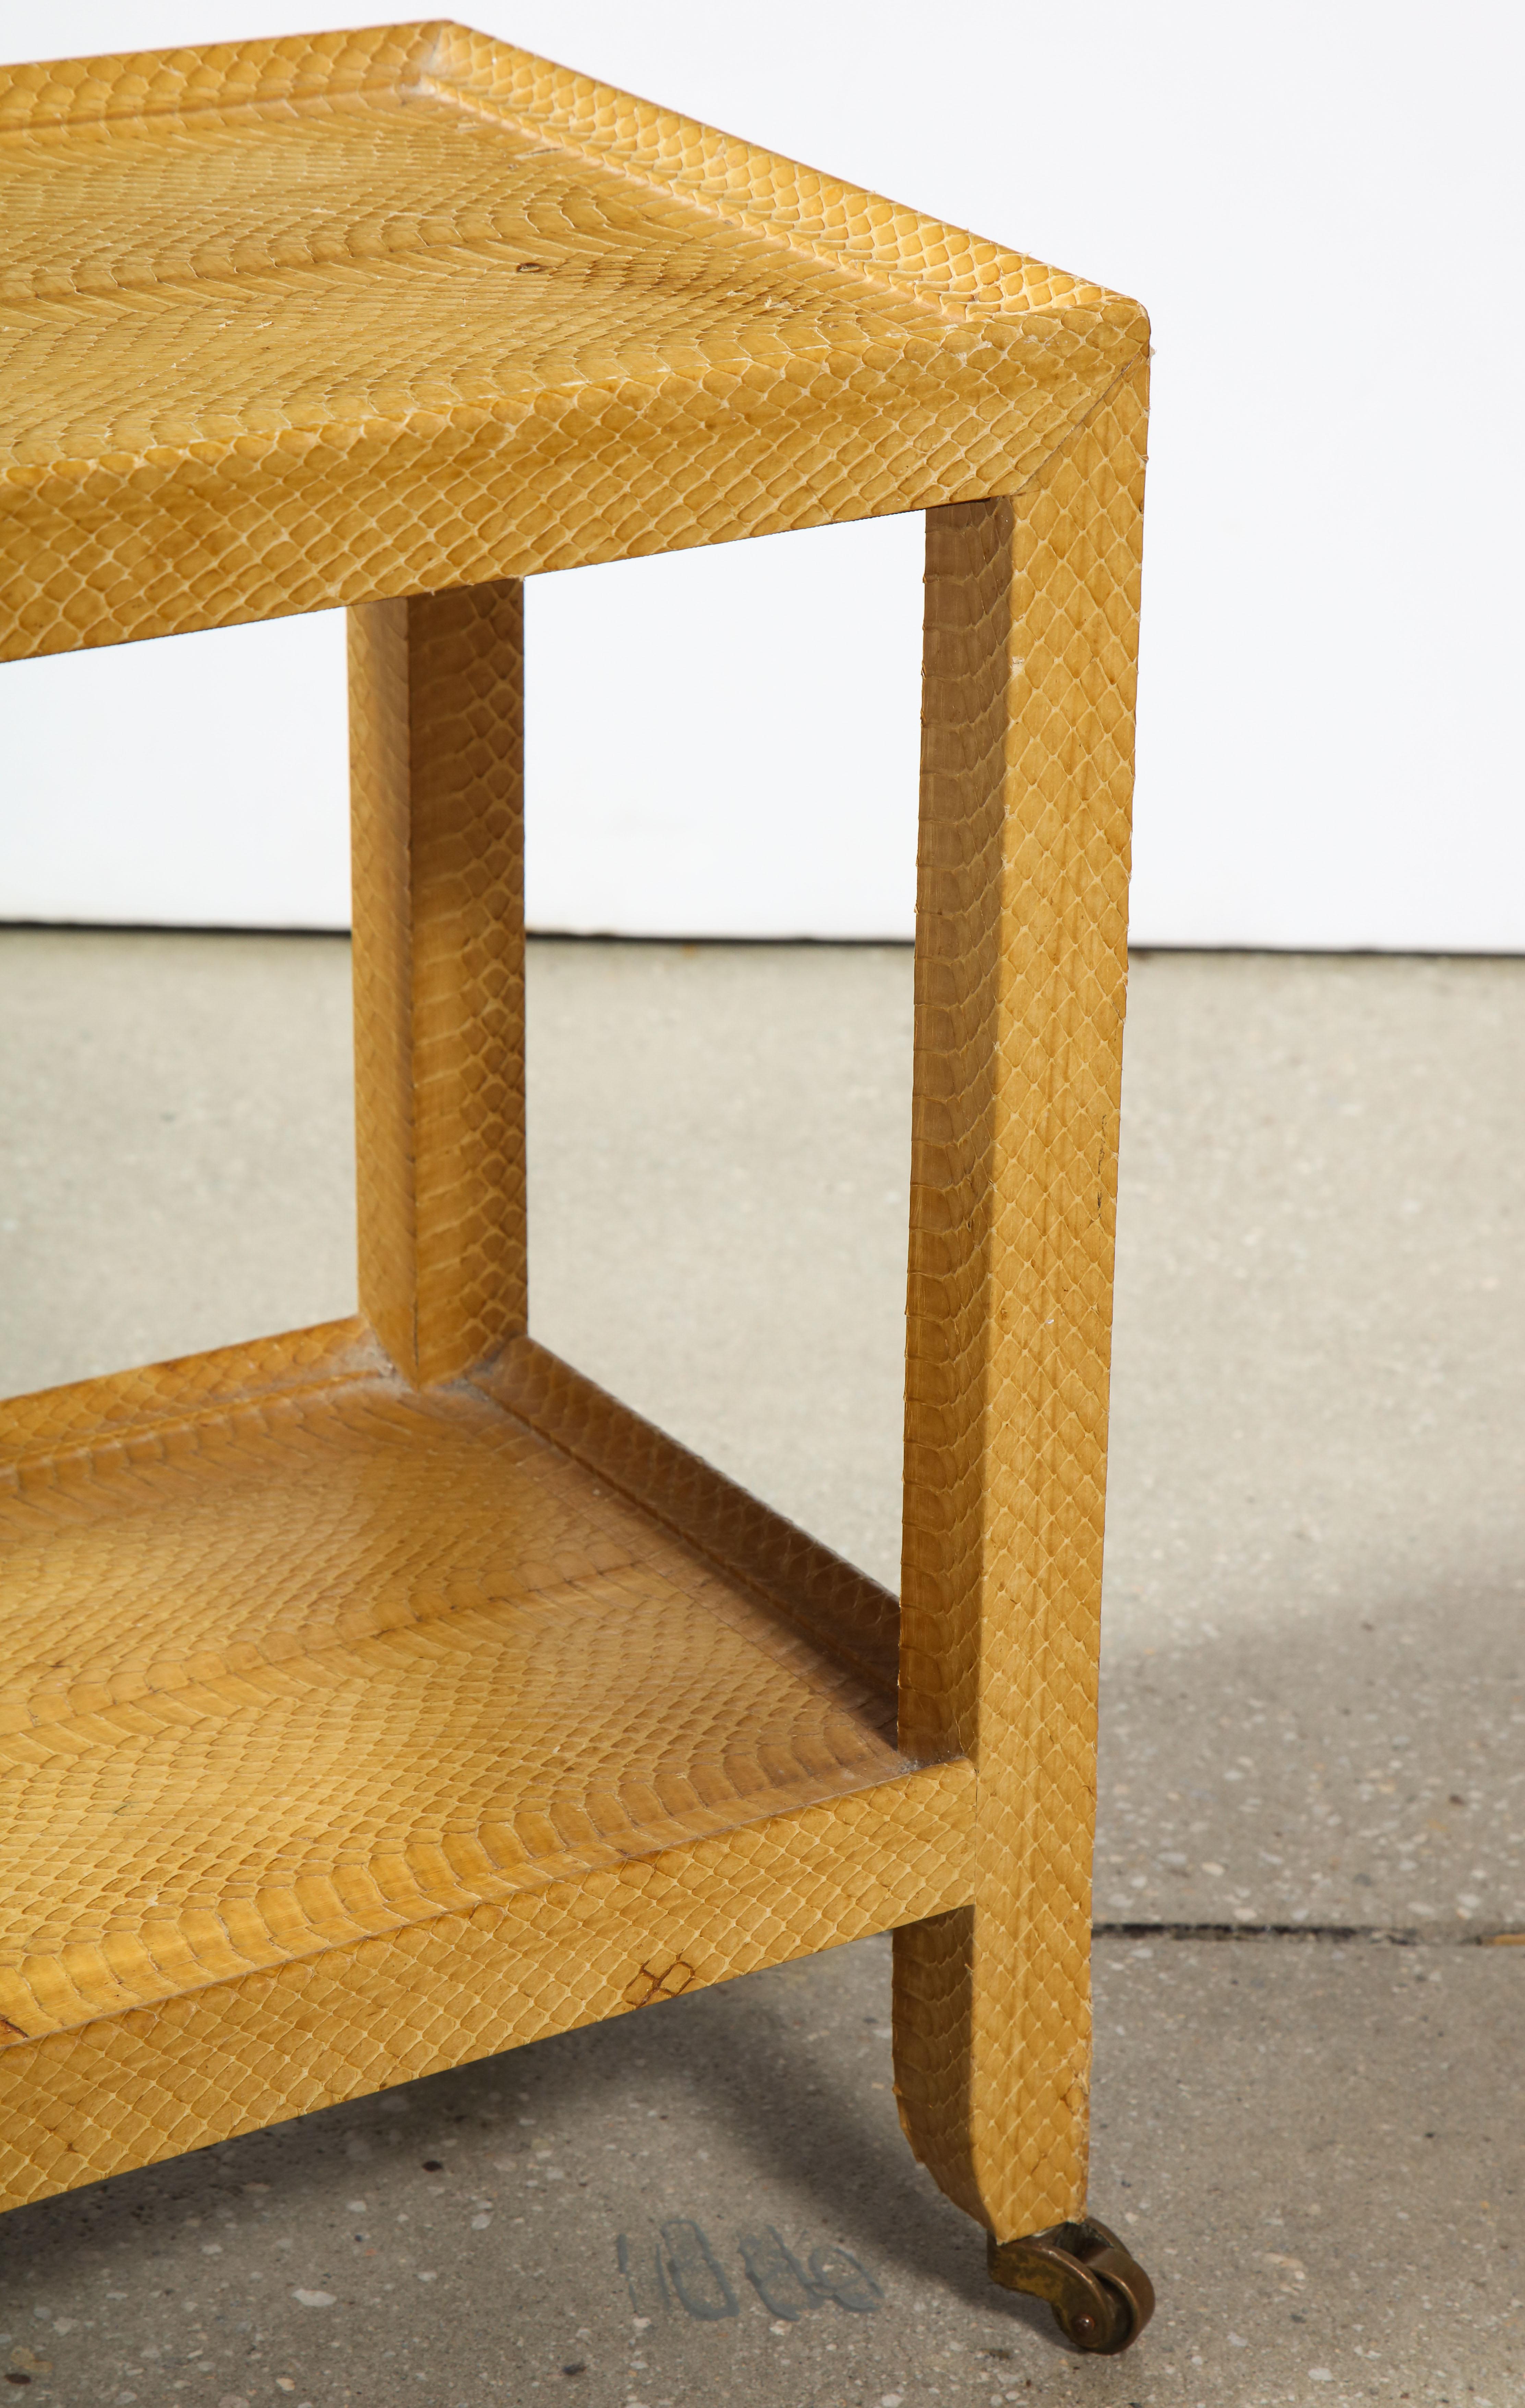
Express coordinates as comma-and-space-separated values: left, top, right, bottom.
893, 367, 1149, 2262
347, 577, 527, 1387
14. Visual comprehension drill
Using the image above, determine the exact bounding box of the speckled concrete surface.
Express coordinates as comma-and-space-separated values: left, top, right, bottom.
1095, 954, 1525, 1940
0, 1932, 1520, 2406
0, 930, 356, 1393
1, 933, 1522, 2406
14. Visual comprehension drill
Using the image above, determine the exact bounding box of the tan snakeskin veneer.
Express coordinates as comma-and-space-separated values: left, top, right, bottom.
0, 20, 1149, 2266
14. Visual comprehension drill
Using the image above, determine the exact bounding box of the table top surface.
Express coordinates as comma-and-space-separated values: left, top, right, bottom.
0, 22, 1148, 657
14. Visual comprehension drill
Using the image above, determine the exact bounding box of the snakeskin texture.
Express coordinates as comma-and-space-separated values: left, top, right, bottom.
0, 1759, 972, 2208
479, 1338, 900, 1696
350, 577, 527, 1386
0, 18, 1150, 2252
0, 21, 1148, 662
894, 369, 1150, 2241
0, 1321, 973, 2206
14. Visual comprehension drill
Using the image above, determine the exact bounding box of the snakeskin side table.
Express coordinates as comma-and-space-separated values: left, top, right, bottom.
0, 21, 1151, 2351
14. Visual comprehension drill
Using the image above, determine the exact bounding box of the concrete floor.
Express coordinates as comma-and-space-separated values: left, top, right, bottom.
1, 931, 1522, 2407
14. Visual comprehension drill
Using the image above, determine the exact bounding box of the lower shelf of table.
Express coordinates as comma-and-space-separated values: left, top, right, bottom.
0, 1318, 973, 2207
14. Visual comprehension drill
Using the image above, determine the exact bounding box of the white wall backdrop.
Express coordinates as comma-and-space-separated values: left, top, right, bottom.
1, 1, 1521, 946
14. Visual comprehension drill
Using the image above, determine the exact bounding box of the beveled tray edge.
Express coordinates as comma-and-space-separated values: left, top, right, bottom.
0, 17, 1147, 339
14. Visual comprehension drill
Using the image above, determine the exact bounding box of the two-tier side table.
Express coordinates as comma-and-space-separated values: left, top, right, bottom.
0, 20, 1152, 2353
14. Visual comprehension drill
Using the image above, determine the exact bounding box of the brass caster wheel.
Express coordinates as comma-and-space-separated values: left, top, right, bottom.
987, 2215, 1155, 2355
